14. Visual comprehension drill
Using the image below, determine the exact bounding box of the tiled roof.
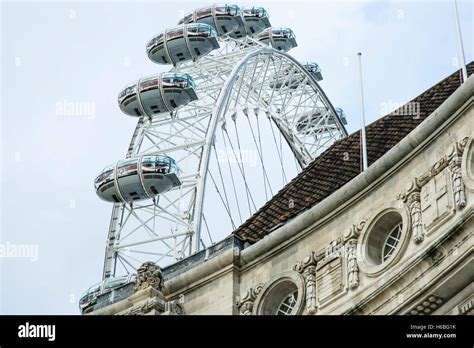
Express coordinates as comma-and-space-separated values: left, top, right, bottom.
233, 63, 474, 242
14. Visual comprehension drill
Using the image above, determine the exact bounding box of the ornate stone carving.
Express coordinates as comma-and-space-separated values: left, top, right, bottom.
236, 283, 264, 315
316, 256, 344, 305
343, 220, 365, 290
122, 297, 163, 315
408, 295, 443, 315
134, 261, 164, 292
407, 191, 423, 244
458, 296, 474, 315
164, 300, 186, 315
293, 251, 318, 314
302, 266, 317, 314
345, 239, 359, 290
325, 237, 342, 258
400, 138, 470, 239
449, 156, 466, 210
421, 169, 452, 231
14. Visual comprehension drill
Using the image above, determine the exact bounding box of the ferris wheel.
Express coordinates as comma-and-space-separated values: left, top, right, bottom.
94, 5, 348, 279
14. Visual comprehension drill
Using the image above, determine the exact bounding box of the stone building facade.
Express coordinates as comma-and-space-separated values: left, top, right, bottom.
90, 64, 474, 316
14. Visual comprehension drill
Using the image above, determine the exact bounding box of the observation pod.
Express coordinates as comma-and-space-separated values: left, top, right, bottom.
295, 107, 348, 134
147, 23, 219, 65
178, 4, 245, 37
256, 27, 297, 52
118, 73, 197, 117
241, 6, 271, 36
303, 62, 323, 82
335, 107, 348, 125
269, 62, 322, 89
94, 155, 181, 203
79, 275, 134, 314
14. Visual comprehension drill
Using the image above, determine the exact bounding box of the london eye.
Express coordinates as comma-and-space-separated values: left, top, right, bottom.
93, 4, 349, 282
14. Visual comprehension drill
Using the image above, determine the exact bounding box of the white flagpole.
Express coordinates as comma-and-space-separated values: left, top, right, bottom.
357, 52, 368, 171
454, 0, 468, 83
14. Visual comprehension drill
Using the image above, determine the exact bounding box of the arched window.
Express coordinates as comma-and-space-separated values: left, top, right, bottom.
382, 223, 403, 262
253, 271, 305, 315
276, 290, 298, 315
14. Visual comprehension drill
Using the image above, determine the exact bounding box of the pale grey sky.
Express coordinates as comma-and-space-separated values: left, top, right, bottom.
1, 0, 472, 314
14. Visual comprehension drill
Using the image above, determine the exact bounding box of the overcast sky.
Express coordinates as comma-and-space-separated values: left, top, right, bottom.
1, 0, 472, 314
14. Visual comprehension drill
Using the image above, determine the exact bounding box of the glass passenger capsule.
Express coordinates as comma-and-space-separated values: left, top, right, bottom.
79, 275, 134, 314
178, 4, 245, 37
256, 27, 297, 52
146, 23, 219, 65
118, 73, 197, 117
335, 107, 348, 125
94, 155, 181, 203
240, 6, 271, 36
295, 107, 348, 134
302, 62, 323, 82
269, 62, 322, 89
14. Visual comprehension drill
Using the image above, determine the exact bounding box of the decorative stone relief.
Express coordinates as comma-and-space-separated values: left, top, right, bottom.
316, 257, 344, 305
400, 180, 424, 244
450, 156, 466, 209
315, 239, 345, 306
343, 220, 365, 290
447, 137, 469, 210
236, 283, 264, 315
293, 251, 318, 314
163, 300, 186, 315
408, 295, 443, 315
134, 261, 164, 292
399, 138, 470, 239
420, 163, 452, 231
120, 295, 166, 315
408, 192, 423, 244
458, 296, 474, 315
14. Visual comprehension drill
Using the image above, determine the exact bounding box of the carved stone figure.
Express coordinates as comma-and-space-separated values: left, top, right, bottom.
408, 192, 424, 244
134, 261, 164, 292
346, 239, 359, 290
449, 156, 466, 210
293, 251, 318, 314
343, 220, 364, 290
303, 266, 317, 314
